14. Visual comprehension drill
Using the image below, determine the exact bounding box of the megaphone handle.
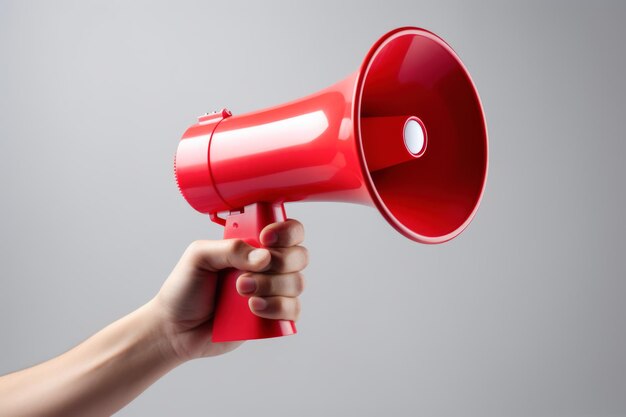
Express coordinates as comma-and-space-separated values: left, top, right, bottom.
211, 202, 297, 342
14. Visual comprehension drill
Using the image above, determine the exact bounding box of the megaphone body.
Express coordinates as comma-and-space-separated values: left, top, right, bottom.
175, 27, 488, 342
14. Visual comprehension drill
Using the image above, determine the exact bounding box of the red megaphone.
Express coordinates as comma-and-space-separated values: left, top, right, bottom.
174, 27, 488, 342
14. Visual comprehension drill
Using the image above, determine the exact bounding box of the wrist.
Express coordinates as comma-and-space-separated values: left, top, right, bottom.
139, 299, 187, 367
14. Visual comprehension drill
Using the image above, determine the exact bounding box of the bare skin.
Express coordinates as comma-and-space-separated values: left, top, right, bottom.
0, 219, 307, 417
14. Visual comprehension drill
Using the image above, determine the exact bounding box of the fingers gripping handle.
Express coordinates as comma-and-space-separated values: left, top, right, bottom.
211, 202, 297, 342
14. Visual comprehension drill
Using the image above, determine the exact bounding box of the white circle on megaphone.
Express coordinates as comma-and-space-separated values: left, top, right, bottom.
404, 117, 427, 157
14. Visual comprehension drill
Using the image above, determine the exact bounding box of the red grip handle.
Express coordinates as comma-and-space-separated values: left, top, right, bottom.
211, 202, 297, 343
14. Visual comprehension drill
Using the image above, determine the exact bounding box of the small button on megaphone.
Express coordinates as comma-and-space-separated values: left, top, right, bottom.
175, 27, 488, 342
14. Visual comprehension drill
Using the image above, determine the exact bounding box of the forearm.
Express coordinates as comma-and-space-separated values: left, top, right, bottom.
0, 300, 182, 417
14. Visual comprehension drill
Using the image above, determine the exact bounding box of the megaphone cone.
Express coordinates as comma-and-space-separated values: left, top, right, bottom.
175, 27, 488, 342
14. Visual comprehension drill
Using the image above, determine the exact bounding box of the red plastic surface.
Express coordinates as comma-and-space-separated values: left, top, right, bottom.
211, 202, 296, 342
357, 28, 488, 242
174, 27, 488, 341
174, 110, 231, 213
361, 116, 427, 171
175, 27, 488, 244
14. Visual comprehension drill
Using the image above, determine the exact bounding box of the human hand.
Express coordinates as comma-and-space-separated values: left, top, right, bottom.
0, 221, 306, 417
150, 219, 307, 361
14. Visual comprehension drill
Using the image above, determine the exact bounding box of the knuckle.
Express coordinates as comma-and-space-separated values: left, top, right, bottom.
299, 246, 309, 267
286, 221, 304, 243
272, 296, 287, 313
272, 246, 308, 272
260, 275, 276, 295
283, 228, 296, 245
184, 240, 207, 263
227, 238, 247, 254
276, 297, 289, 314
287, 218, 303, 229
294, 273, 306, 294
271, 252, 288, 272
295, 221, 305, 237
186, 240, 203, 255
293, 298, 302, 320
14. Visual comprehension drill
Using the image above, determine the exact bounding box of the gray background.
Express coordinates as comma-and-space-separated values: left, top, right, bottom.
1, 1, 625, 416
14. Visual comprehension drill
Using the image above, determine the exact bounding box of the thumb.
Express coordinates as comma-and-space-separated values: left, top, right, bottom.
184, 239, 271, 272
244, 247, 272, 271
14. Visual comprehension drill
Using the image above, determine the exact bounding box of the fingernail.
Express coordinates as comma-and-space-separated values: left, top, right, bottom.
238, 277, 257, 294
248, 248, 269, 263
249, 297, 268, 311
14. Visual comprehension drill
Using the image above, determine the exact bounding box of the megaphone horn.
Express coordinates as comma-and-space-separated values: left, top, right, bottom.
175, 27, 488, 342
